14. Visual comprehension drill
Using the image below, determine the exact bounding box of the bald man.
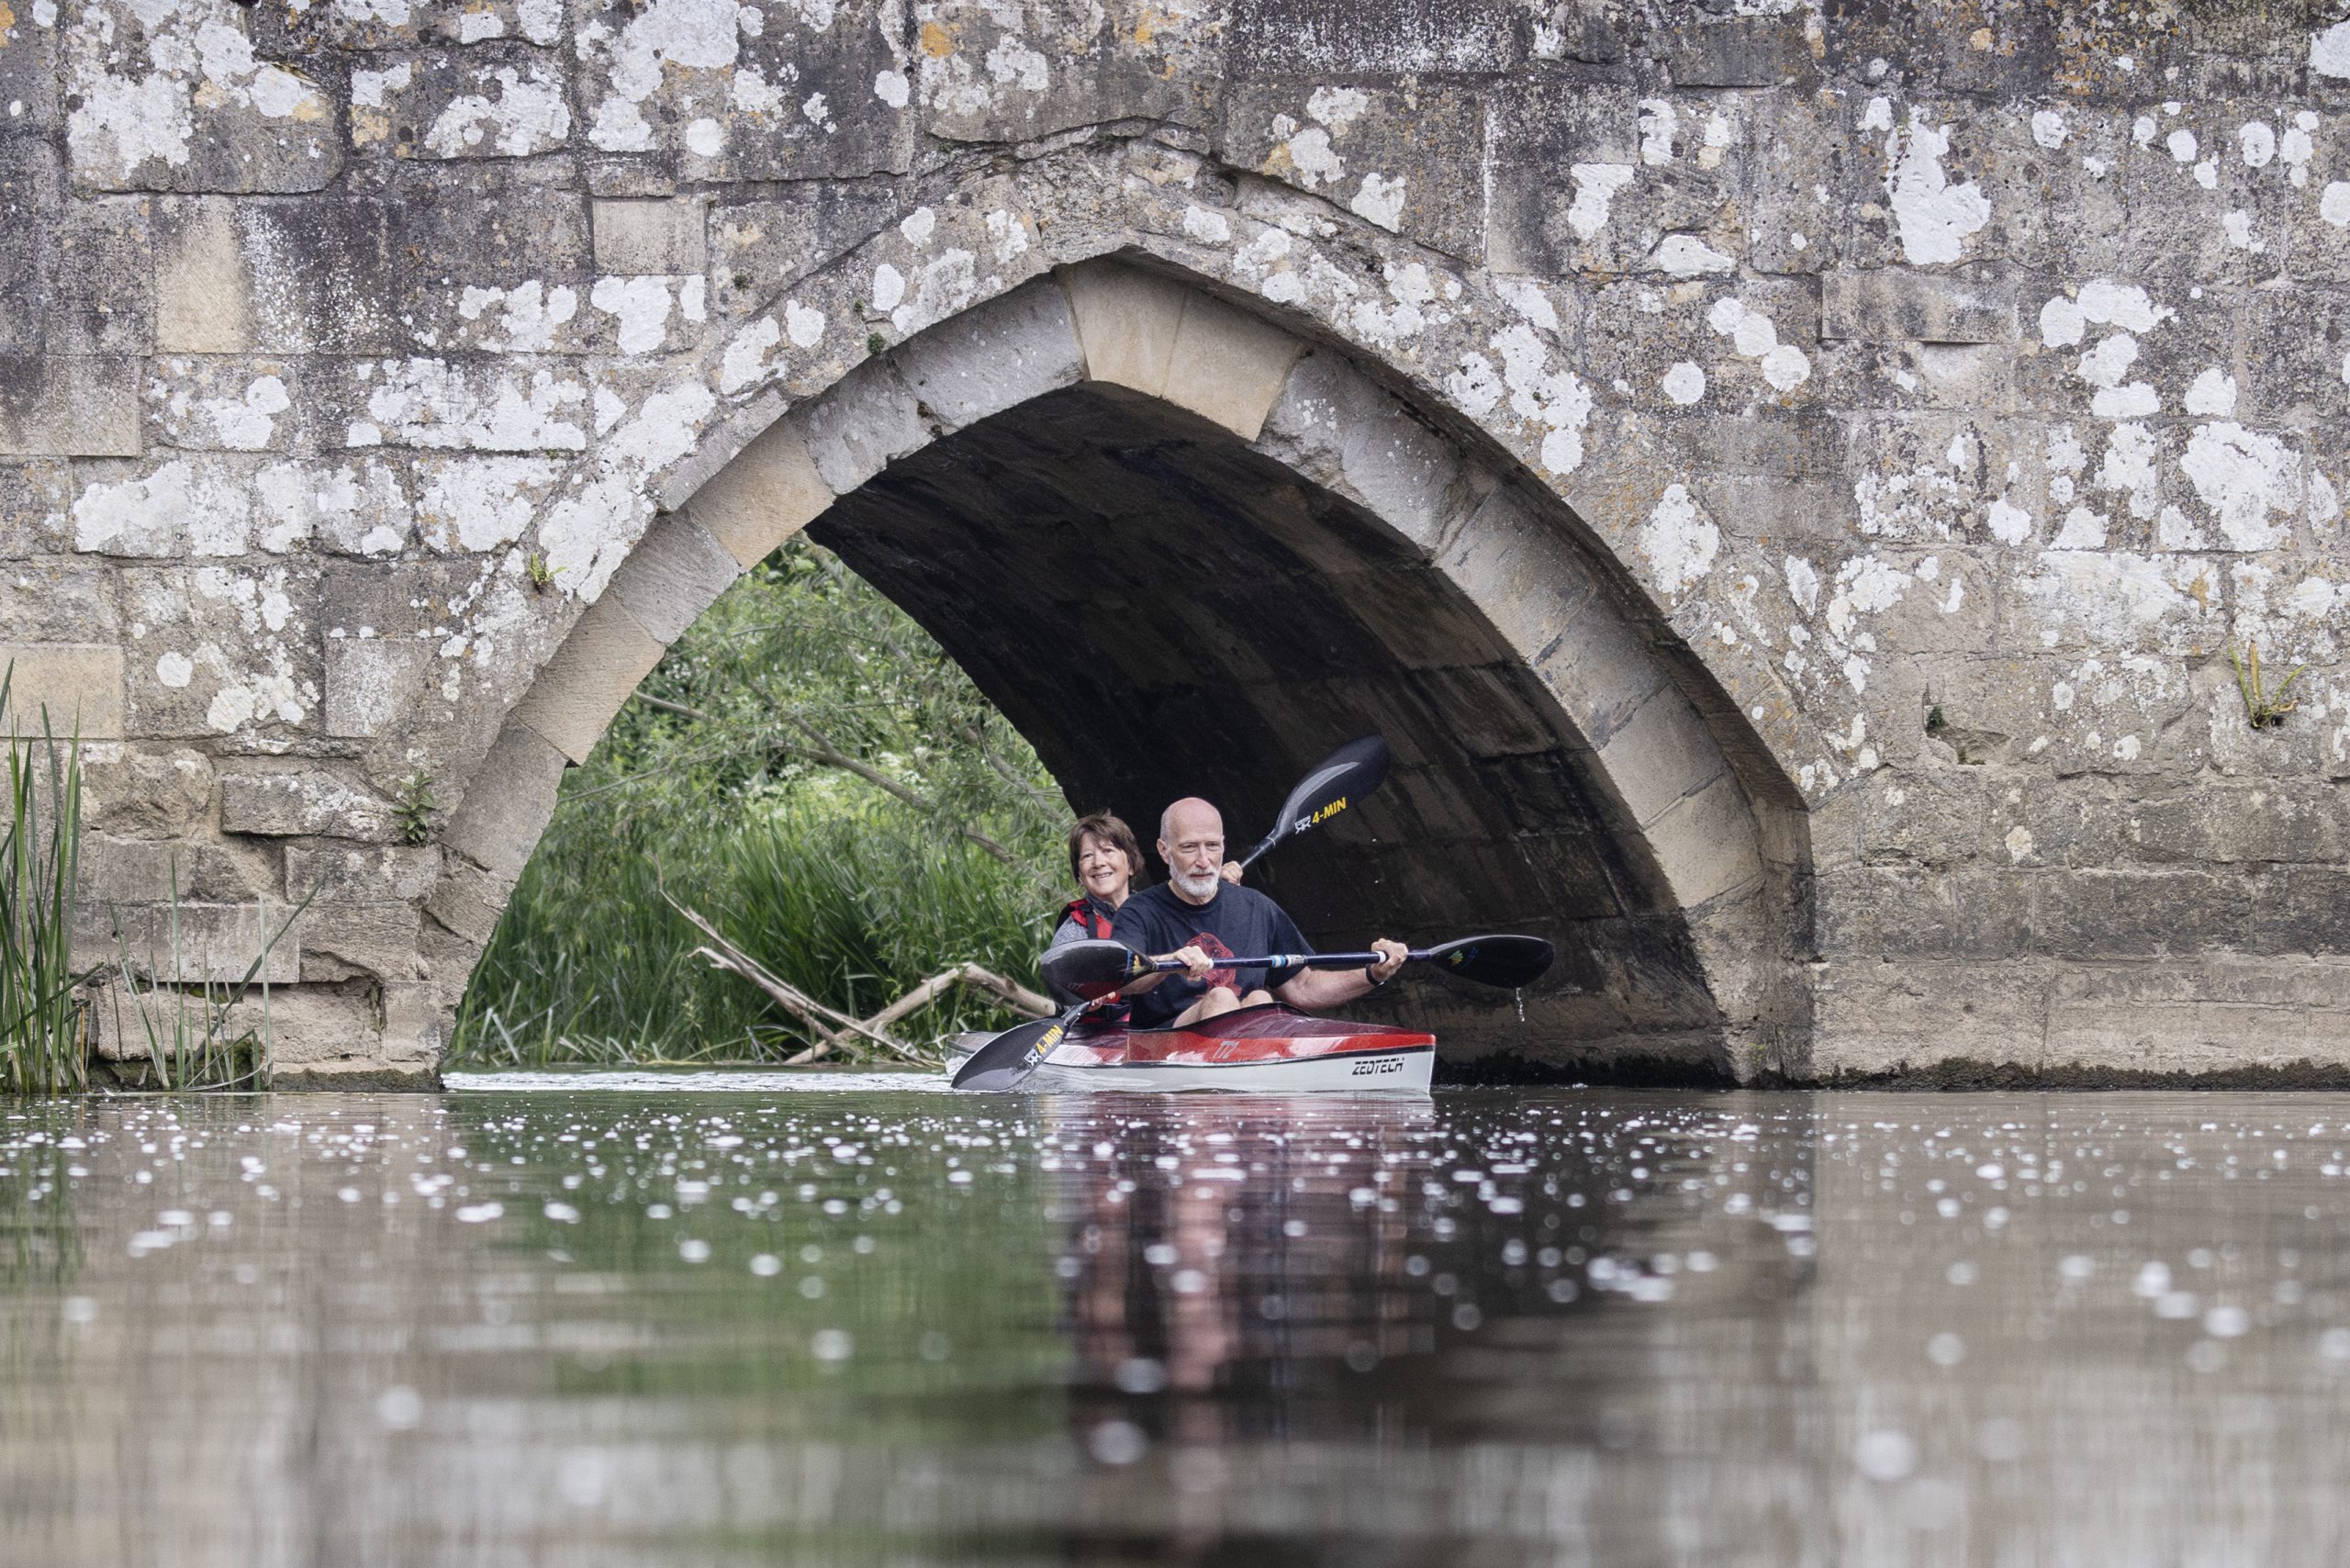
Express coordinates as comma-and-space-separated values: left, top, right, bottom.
1110, 796, 1407, 1028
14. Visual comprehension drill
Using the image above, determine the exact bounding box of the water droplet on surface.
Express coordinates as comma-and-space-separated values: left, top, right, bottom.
375, 1385, 422, 1430
1854, 1429, 1918, 1482
1087, 1420, 1147, 1466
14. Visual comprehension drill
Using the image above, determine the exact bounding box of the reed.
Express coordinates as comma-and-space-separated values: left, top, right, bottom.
0, 675, 86, 1095
451, 800, 1058, 1067
102, 872, 310, 1092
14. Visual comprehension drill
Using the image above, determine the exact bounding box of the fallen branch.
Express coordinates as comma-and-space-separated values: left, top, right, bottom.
662, 890, 923, 1062
860, 964, 1052, 1036
661, 888, 1047, 1066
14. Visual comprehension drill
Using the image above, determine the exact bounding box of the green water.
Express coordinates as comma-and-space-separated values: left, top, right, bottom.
2, 1083, 2347, 1565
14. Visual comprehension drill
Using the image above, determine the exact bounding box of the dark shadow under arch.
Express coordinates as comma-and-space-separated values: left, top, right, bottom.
808, 385, 1727, 1068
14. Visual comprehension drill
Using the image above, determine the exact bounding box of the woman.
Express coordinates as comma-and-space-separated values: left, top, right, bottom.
1046, 812, 1238, 1009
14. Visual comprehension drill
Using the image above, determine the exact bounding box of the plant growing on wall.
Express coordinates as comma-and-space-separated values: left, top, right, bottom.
2230, 639, 2306, 730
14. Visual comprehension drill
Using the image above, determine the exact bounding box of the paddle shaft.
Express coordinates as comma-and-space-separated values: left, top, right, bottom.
1146, 948, 1415, 976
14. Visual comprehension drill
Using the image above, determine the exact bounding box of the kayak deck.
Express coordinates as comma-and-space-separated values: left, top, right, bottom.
952, 1004, 1435, 1093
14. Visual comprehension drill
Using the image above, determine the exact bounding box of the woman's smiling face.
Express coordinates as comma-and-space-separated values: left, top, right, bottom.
1077, 833, 1135, 905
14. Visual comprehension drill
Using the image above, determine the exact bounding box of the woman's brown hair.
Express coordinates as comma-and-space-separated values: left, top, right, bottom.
1067, 812, 1146, 890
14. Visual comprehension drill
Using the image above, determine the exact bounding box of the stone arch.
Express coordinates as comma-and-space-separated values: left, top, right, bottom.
430, 258, 1809, 1079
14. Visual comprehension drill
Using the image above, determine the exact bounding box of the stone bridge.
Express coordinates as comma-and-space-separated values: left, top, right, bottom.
9, 0, 2350, 1083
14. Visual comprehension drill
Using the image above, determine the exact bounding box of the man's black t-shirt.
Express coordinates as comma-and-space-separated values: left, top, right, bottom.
1110, 882, 1313, 1027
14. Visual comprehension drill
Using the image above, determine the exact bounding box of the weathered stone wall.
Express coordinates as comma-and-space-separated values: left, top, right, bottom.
13, 0, 2350, 1082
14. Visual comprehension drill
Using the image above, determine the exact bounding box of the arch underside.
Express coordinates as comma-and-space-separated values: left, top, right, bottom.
808, 385, 1729, 1070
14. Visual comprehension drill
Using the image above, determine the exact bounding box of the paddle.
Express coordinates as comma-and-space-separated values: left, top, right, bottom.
949, 1000, 1093, 1092
1042, 934, 1556, 996
1237, 734, 1388, 869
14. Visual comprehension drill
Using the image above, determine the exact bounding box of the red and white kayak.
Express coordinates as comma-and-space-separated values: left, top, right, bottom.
948, 1003, 1435, 1093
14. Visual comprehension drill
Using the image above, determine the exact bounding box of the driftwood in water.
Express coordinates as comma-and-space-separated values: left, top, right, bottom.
662, 890, 1049, 1066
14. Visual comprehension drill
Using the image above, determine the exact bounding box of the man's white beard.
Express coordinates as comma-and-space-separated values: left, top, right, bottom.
1172, 868, 1221, 900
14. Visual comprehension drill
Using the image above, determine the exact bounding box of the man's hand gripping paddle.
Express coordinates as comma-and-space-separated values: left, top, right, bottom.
950, 735, 1393, 1092
1041, 934, 1556, 997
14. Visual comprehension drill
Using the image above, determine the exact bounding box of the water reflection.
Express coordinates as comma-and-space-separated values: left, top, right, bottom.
0, 1089, 2346, 1563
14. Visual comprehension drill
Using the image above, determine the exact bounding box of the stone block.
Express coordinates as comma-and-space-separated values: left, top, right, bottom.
79, 901, 303, 985
77, 833, 273, 902
222, 771, 397, 841
220, 986, 385, 1068
1163, 290, 1305, 442
0, 461, 70, 557
2036, 869, 2252, 960
1816, 866, 2031, 961
50, 198, 155, 357
681, 415, 834, 568
606, 515, 740, 645
284, 845, 445, 903
1811, 961, 2047, 1077
1821, 271, 2018, 344
913, 0, 1216, 145
441, 721, 567, 879
1595, 687, 1729, 830
1227, 0, 1526, 73
1859, 766, 1986, 867
62, 2, 340, 194
576, 1, 912, 180
153, 197, 254, 354
511, 599, 663, 764
83, 746, 215, 838
1220, 77, 1488, 260
324, 639, 433, 739
789, 357, 933, 496
1060, 262, 1190, 398
0, 357, 141, 457
1664, 17, 1809, 86
890, 278, 1084, 431
1646, 772, 1765, 912
301, 901, 424, 983
0, 644, 125, 738
1436, 486, 1607, 681
1255, 350, 1474, 553
593, 198, 705, 276
349, 46, 573, 162
423, 854, 517, 946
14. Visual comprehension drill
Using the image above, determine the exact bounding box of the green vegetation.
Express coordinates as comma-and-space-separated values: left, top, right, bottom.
101, 872, 307, 1092
2231, 637, 2306, 730
0, 679, 85, 1094
450, 540, 1069, 1068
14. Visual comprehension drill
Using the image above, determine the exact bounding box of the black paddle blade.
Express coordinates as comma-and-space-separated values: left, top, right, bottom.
950, 1010, 1075, 1091
1419, 935, 1554, 990
1039, 938, 1152, 1000
1243, 734, 1391, 867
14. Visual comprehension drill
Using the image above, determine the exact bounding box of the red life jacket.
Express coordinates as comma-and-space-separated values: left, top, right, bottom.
1059, 897, 1116, 942
1055, 898, 1128, 1021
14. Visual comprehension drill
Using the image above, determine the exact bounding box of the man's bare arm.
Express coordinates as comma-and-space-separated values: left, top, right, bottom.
1272, 938, 1406, 1011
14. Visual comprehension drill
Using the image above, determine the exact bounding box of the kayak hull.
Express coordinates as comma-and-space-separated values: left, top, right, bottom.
950, 1003, 1435, 1094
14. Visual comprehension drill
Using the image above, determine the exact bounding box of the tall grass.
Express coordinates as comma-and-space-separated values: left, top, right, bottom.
454, 801, 1058, 1066
450, 542, 1070, 1068
0, 679, 85, 1095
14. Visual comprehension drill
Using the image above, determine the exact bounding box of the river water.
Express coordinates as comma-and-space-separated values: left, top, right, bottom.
1, 1080, 2345, 1566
